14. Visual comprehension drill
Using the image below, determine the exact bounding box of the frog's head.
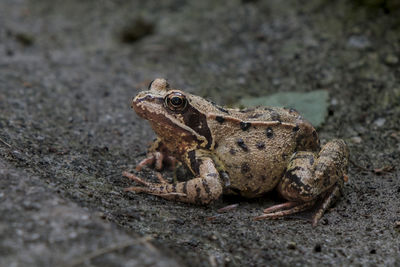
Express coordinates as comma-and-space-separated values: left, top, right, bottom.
132, 78, 214, 151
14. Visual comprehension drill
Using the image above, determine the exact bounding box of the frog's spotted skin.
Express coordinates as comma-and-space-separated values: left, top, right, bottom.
124, 78, 349, 226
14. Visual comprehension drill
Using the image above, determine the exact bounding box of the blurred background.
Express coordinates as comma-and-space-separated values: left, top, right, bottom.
0, 0, 399, 266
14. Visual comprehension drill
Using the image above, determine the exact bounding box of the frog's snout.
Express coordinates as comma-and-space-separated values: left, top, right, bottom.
131, 92, 149, 114
131, 91, 165, 119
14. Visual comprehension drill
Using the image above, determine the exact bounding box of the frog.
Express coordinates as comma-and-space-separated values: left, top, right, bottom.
123, 78, 349, 226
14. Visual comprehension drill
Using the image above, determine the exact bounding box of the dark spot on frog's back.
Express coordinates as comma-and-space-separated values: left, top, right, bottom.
210, 101, 229, 114
266, 127, 274, 138
293, 125, 300, 132
241, 162, 250, 174
256, 141, 265, 150
236, 138, 249, 152
217, 106, 229, 114
229, 148, 236, 155
240, 121, 251, 131
215, 116, 225, 124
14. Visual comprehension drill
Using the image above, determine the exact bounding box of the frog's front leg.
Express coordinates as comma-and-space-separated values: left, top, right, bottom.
136, 138, 177, 171
124, 157, 223, 205
255, 139, 349, 226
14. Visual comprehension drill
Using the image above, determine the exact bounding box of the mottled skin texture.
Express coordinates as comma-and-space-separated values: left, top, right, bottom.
124, 78, 349, 226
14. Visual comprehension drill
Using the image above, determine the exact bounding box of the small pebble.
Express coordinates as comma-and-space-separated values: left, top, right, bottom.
208, 234, 218, 241
384, 54, 399, 65
321, 218, 329, 225
347, 35, 371, 49
287, 242, 296, 250
314, 244, 322, 252
350, 136, 363, 144
373, 118, 386, 127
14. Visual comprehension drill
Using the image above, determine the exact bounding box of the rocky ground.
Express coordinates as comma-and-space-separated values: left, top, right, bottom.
1, 0, 399, 266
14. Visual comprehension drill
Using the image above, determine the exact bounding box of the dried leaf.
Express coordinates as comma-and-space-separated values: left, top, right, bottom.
239, 90, 329, 128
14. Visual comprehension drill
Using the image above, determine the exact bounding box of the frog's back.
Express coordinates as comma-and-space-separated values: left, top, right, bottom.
207, 106, 320, 197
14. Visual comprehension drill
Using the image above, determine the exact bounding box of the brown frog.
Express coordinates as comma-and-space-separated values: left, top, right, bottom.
123, 78, 349, 226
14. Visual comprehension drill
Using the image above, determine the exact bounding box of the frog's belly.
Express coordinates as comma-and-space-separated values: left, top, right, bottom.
216, 147, 293, 198
224, 159, 287, 197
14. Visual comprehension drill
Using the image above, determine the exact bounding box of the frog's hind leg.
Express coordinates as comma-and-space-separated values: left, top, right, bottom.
255, 139, 349, 226
123, 157, 223, 205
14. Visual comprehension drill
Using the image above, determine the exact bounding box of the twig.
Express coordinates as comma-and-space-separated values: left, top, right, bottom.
67, 235, 153, 267
349, 159, 395, 175
0, 137, 11, 148
349, 159, 369, 172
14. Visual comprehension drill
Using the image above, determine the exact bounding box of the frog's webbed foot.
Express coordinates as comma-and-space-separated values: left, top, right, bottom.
254, 183, 343, 226
254, 201, 316, 221
123, 157, 223, 204
256, 139, 349, 226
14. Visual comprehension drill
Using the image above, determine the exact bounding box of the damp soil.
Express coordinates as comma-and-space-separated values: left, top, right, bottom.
1, 0, 399, 266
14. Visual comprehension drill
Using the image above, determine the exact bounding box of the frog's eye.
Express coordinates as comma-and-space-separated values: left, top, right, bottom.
164, 92, 187, 112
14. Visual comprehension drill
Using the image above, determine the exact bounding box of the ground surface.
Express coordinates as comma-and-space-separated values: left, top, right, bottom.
1, 0, 400, 266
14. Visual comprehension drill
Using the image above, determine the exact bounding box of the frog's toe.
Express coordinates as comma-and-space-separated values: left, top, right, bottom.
134, 152, 166, 171
154, 152, 164, 170
124, 186, 149, 193
262, 201, 298, 214
254, 201, 315, 221
135, 155, 156, 171
124, 185, 186, 197
311, 185, 341, 227
156, 153, 178, 171
122, 171, 151, 186
155, 172, 168, 183
123, 179, 188, 199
